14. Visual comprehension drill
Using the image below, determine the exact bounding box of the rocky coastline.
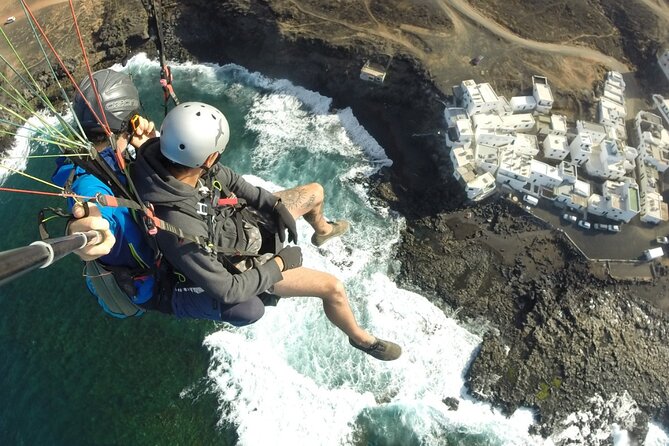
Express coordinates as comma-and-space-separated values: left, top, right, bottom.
17, 0, 669, 442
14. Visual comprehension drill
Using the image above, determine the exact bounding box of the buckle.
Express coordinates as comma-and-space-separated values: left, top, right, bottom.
196, 202, 208, 216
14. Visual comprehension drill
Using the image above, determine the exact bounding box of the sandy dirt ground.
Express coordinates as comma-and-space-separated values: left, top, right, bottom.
0, 0, 100, 81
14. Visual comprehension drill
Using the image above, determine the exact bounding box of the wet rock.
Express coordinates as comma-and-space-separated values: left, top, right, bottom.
441, 397, 459, 411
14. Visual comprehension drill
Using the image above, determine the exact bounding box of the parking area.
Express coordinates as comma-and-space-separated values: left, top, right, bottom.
520, 198, 669, 261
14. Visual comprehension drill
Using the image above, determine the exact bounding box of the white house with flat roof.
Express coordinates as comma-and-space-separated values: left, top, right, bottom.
474, 144, 500, 174
635, 111, 669, 173
652, 94, 669, 128
543, 134, 569, 160
497, 152, 532, 192
529, 159, 563, 188
550, 114, 568, 136
587, 179, 640, 223
554, 183, 589, 212
577, 121, 607, 145
360, 61, 387, 84
510, 96, 537, 113
569, 133, 593, 165
451, 147, 497, 201
640, 191, 668, 224
558, 161, 578, 184
509, 133, 540, 157
475, 132, 514, 148
461, 80, 511, 116
532, 75, 554, 114
637, 161, 669, 224
445, 108, 474, 146
465, 172, 497, 201
471, 114, 536, 135
584, 140, 636, 180
606, 71, 625, 89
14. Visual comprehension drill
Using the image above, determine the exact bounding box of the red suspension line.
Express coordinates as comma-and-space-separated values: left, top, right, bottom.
0, 186, 92, 200
68, 0, 111, 134
19, 0, 112, 137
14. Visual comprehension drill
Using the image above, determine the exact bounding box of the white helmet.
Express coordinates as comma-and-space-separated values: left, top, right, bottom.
159, 102, 230, 167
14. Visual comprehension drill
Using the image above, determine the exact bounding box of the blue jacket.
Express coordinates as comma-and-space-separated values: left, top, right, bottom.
52, 147, 155, 314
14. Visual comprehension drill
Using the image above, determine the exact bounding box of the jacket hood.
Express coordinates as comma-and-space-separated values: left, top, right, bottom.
130, 138, 198, 206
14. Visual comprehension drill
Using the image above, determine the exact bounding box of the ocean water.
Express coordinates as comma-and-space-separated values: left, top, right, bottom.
0, 53, 668, 445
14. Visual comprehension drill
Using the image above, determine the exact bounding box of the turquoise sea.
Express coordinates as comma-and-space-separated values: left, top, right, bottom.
1, 54, 668, 445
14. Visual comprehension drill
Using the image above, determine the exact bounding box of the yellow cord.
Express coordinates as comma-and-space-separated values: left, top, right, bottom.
0, 162, 63, 190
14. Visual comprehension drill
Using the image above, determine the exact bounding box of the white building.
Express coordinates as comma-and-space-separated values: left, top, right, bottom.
499, 114, 535, 133
569, 133, 593, 165
598, 99, 627, 141
584, 140, 636, 180
451, 147, 497, 201
497, 150, 532, 192
505, 133, 540, 157
532, 75, 554, 114
635, 111, 669, 173
550, 114, 568, 136
474, 144, 500, 174
461, 80, 511, 116
509, 96, 537, 113
543, 134, 569, 160
658, 50, 669, 82
640, 191, 668, 224
360, 61, 387, 84
652, 94, 669, 128
587, 179, 640, 223
475, 132, 514, 148
637, 161, 669, 224
558, 161, 578, 184
577, 121, 607, 145
465, 172, 497, 201
529, 159, 563, 188
606, 71, 625, 89
554, 182, 589, 212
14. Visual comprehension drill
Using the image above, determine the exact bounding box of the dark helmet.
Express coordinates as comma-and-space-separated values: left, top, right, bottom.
73, 69, 140, 137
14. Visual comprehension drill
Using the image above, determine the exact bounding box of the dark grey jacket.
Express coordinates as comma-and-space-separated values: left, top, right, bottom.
130, 138, 283, 304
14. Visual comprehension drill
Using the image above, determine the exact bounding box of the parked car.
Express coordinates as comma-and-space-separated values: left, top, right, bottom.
607, 224, 621, 233
4, 16, 16, 25
593, 223, 607, 230
523, 194, 539, 206
657, 236, 669, 245
562, 213, 577, 223
578, 220, 591, 229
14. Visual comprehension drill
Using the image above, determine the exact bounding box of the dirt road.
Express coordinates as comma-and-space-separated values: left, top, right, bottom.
439, 0, 628, 72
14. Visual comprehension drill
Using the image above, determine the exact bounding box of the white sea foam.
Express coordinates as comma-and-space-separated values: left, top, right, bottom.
0, 112, 75, 185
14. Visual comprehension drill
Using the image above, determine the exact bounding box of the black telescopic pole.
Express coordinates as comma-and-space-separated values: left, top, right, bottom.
0, 230, 103, 287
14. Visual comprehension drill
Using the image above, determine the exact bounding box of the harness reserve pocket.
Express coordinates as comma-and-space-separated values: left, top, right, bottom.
84, 260, 143, 318
232, 221, 268, 272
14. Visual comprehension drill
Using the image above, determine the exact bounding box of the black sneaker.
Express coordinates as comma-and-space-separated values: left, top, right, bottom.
349, 337, 402, 361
